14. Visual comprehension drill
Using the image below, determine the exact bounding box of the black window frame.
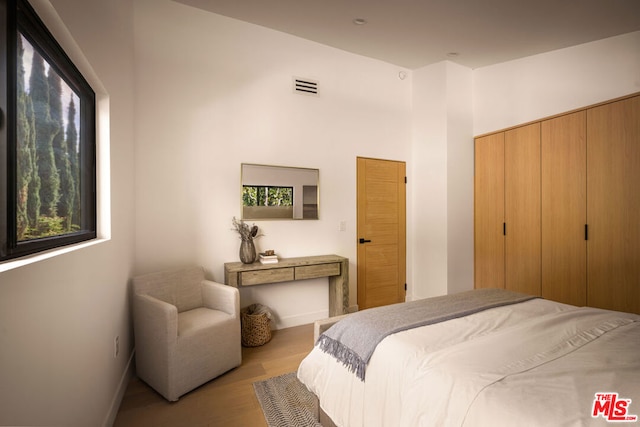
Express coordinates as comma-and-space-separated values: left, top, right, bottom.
1, 0, 96, 261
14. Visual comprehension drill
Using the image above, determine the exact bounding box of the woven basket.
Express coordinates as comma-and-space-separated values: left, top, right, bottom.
241, 311, 272, 347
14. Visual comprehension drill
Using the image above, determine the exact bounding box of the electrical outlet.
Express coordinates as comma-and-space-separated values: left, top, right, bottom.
114, 336, 120, 358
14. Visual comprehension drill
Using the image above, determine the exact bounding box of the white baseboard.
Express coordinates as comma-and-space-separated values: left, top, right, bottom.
274, 309, 329, 330
103, 350, 135, 427
274, 305, 359, 330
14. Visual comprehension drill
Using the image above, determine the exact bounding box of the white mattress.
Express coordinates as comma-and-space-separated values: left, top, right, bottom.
297, 298, 640, 427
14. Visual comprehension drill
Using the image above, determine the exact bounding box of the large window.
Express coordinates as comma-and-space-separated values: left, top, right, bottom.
1, 0, 96, 261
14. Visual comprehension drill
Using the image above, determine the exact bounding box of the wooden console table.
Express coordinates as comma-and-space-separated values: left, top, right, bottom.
224, 254, 349, 317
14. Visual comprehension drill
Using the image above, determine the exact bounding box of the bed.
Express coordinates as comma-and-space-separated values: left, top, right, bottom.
297, 289, 640, 426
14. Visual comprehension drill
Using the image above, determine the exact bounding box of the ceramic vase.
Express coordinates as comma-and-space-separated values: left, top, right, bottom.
239, 239, 256, 264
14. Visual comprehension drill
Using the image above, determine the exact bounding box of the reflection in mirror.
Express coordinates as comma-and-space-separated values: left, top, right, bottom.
241, 164, 319, 220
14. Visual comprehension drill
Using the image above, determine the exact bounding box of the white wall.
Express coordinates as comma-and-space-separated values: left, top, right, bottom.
133, 0, 413, 328
445, 63, 474, 295
410, 61, 474, 300
0, 0, 135, 426
411, 63, 448, 299
474, 31, 640, 135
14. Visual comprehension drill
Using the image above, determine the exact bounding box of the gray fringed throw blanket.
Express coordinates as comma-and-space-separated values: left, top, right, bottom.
316, 289, 537, 381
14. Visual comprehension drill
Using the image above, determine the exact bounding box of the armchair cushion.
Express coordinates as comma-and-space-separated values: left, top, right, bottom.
178, 307, 232, 337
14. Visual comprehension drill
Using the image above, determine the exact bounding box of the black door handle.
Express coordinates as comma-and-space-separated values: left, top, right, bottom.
359, 238, 372, 244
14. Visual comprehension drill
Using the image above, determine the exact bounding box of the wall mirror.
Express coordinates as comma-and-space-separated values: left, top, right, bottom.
241, 163, 319, 220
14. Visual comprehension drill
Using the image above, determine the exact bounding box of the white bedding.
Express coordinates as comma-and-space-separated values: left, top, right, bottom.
297, 298, 640, 427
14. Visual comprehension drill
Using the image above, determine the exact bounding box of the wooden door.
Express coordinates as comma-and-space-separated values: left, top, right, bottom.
474, 132, 505, 289
587, 96, 640, 314
541, 111, 587, 306
357, 157, 406, 310
505, 123, 541, 296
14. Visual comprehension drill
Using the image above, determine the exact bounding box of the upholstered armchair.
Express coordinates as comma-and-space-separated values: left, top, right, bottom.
132, 266, 241, 401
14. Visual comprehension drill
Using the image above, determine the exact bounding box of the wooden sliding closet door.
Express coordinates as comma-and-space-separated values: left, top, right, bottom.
474, 133, 505, 289
505, 123, 541, 296
541, 111, 587, 306
587, 96, 640, 314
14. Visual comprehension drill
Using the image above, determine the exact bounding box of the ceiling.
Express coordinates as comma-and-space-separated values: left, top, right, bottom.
173, 0, 640, 69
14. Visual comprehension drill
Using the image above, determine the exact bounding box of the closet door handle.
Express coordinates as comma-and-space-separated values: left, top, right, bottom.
359, 238, 372, 244
585, 224, 589, 241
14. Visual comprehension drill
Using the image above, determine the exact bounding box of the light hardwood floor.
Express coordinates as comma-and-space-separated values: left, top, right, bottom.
114, 323, 315, 427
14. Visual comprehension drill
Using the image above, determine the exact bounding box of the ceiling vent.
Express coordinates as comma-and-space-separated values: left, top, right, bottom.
293, 77, 319, 97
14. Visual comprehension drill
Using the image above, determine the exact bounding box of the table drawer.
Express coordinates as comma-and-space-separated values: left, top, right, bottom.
240, 268, 294, 286
295, 263, 341, 280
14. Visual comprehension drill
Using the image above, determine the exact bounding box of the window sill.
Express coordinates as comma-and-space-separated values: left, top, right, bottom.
0, 238, 109, 273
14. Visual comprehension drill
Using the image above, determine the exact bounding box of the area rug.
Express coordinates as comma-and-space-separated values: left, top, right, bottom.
253, 372, 322, 427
